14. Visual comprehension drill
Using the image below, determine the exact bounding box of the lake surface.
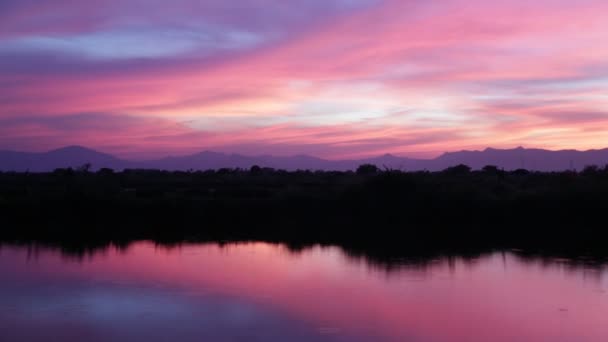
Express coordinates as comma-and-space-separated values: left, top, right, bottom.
1, 242, 607, 342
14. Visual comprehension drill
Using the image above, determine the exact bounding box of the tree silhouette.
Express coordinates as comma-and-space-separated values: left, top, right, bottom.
78, 163, 92, 173
443, 164, 471, 175
356, 164, 379, 175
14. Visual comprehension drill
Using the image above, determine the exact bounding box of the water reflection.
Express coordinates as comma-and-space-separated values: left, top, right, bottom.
1, 242, 607, 342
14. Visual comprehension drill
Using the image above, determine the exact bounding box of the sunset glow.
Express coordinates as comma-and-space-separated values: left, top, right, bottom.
2, 0, 608, 158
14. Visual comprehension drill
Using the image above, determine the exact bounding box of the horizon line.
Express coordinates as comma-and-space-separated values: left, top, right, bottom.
3, 144, 608, 162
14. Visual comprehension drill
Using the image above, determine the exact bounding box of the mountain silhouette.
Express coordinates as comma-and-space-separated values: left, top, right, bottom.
1, 146, 607, 172
430, 147, 608, 171
0, 146, 130, 172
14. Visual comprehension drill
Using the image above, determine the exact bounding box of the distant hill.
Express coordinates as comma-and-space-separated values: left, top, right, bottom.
430, 147, 608, 171
0, 146, 607, 172
0, 146, 131, 172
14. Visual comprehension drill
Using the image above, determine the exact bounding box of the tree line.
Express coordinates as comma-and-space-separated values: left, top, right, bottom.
1, 163, 607, 260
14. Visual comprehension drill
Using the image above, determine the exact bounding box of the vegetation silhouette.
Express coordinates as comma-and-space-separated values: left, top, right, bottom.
1, 164, 608, 263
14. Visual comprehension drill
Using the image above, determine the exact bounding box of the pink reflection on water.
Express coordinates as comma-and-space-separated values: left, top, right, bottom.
1, 242, 607, 342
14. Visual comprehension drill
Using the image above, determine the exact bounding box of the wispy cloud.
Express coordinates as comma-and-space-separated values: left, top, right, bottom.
1, 0, 607, 157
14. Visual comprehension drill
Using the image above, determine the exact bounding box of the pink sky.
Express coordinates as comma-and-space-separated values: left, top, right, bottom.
1, 0, 607, 159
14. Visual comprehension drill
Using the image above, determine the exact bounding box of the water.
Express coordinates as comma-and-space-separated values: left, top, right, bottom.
1, 242, 607, 342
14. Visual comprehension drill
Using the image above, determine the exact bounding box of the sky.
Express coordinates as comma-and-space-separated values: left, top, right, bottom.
1, 0, 607, 159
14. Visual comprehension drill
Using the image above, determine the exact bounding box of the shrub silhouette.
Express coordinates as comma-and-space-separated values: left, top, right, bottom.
482, 165, 501, 174
443, 164, 471, 174
356, 164, 379, 175
250, 165, 262, 174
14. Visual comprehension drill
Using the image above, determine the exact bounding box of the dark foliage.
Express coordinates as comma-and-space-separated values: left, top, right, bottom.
1, 165, 608, 262
356, 164, 380, 175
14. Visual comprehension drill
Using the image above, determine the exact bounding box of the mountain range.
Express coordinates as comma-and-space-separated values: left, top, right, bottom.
1, 146, 607, 172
